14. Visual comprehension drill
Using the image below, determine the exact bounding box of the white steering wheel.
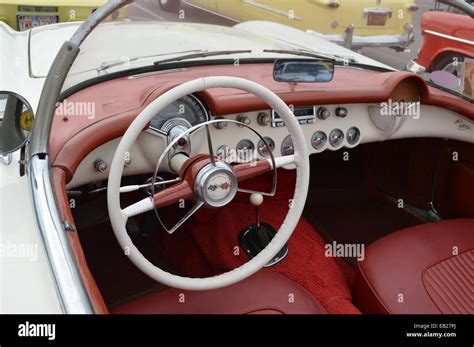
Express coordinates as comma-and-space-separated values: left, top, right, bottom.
107, 76, 310, 290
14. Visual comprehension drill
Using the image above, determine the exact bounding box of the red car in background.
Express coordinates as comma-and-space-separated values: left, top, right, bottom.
407, 0, 473, 74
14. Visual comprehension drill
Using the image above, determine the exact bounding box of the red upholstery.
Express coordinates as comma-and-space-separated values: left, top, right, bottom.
111, 269, 326, 314
353, 219, 474, 314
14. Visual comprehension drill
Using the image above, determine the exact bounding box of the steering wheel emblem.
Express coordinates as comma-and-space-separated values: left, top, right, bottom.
196, 162, 238, 208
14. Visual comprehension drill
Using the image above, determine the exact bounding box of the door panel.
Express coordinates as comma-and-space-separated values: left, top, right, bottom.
435, 140, 474, 218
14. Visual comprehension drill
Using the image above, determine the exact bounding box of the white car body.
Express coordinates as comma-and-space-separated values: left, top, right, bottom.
0, 18, 391, 313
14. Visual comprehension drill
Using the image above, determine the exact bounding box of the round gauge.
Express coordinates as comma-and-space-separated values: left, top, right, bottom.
281, 136, 294, 156
311, 131, 327, 151
257, 137, 275, 157
150, 95, 208, 133
236, 139, 255, 161
329, 129, 344, 148
217, 145, 232, 162
346, 127, 361, 145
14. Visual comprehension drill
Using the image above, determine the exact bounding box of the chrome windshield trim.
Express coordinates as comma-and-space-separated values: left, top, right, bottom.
30, 0, 131, 157
69, 0, 133, 47
424, 29, 474, 46
28, 155, 93, 314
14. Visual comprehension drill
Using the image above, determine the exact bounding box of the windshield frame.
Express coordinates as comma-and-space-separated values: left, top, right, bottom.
29, 0, 131, 158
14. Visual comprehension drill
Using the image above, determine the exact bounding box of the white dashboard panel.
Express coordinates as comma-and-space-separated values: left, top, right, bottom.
67, 104, 474, 189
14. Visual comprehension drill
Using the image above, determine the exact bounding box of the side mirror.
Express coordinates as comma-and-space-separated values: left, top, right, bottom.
0, 91, 34, 155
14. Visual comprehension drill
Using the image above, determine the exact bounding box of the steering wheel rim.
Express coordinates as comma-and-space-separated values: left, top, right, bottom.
107, 76, 310, 291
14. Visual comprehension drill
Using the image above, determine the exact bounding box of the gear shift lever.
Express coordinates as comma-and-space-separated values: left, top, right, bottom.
238, 193, 288, 267
250, 193, 264, 227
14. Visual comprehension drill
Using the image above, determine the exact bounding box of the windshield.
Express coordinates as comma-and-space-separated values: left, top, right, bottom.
57, 0, 473, 101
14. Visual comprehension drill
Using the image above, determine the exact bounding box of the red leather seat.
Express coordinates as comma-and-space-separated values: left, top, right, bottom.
111, 269, 326, 314
353, 219, 474, 314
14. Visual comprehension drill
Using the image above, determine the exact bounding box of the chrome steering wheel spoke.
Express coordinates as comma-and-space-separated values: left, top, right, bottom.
163, 201, 204, 235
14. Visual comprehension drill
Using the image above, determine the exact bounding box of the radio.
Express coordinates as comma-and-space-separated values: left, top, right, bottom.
271, 106, 316, 127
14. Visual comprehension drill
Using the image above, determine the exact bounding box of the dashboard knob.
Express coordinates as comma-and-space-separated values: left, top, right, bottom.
317, 107, 331, 120
236, 114, 251, 127
213, 117, 228, 130
124, 156, 132, 167
336, 107, 348, 118
257, 112, 271, 126
94, 159, 108, 173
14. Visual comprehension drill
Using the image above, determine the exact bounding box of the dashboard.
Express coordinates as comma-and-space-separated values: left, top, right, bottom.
46, 63, 474, 189
65, 99, 473, 189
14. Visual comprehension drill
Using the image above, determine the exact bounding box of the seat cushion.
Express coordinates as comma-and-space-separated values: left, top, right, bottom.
353, 219, 474, 314
111, 269, 327, 314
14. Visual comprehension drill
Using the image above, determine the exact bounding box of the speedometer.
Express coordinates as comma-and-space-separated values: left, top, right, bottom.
149, 95, 208, 133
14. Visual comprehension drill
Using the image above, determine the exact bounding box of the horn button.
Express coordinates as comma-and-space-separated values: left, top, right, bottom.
194, 162, 238, 208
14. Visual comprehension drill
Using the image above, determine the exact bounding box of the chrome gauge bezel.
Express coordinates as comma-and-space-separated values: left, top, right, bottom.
257, 137, 276, 157
311, 131, 327, 151
149, 94, 209, 135
281, 135, 294, 156
346, 127, 361, 146
236, 139, 256, 162
329, 129, 344, 149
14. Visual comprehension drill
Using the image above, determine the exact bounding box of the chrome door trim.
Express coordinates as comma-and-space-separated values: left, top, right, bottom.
424, 29, 474, 46
243, 0, 302, 20
28, 155, 93, 314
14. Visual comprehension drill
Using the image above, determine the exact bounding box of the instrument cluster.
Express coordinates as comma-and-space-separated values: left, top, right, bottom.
213, 104, 363, 159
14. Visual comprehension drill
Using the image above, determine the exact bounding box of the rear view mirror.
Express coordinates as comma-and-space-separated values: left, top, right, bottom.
273, 59, 334, 83
0, 92, 34, 154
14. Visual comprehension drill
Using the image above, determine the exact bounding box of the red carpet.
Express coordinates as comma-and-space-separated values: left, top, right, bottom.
153, 170, 360, 314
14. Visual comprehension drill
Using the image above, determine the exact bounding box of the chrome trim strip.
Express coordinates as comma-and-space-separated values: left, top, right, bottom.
424, 29, 474, 46
363, 8, 393, 16
307, 30, 414, 48
243, 0, 302, 20
28, 155, 93, 314
183, 1, 240, 23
